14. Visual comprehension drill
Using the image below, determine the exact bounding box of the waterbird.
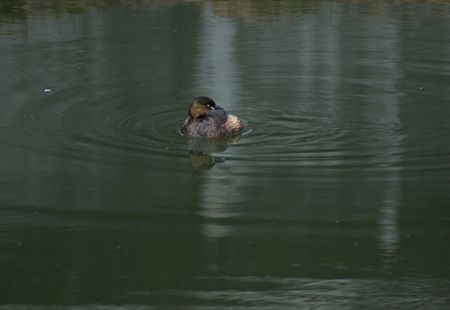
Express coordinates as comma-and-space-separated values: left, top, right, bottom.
180, 96, 244, 138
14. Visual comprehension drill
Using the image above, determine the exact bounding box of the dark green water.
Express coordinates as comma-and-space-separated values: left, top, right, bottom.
1, 1, 450, 308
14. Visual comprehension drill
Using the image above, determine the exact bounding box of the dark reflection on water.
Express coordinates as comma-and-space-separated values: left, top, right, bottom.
1, 0, 450, 308
184, 135, 242, 169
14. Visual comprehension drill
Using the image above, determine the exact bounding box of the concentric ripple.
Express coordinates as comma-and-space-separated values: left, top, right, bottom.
12, 86, 450, 180
65, 97, 190, 161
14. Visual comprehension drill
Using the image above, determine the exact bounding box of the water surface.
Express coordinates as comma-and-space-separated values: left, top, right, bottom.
1, 1, 450, 308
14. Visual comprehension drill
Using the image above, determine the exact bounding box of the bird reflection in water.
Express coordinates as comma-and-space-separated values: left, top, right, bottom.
184, 135, 240, 170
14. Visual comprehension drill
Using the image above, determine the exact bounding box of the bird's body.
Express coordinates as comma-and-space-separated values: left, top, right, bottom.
180, 96, 244, 138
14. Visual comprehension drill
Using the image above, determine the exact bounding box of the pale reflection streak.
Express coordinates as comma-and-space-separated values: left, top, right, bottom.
298, 3, 342, 104
296, 3, 341, 219
364, 18, 403, 259
297, 15, 315, 108
297, 3, 403, 259
196, 3, 243, 238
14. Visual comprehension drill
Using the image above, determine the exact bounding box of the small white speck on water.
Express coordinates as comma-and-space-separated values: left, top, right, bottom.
43, 88, 52, 92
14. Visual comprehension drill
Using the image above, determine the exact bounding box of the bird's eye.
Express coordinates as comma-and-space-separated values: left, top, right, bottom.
206, 104, 210, 108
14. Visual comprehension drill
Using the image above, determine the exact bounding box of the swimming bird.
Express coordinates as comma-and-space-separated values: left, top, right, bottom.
180, 96, 244, 138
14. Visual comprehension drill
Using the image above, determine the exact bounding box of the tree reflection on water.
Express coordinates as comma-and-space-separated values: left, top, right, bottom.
1, 0, 449, 22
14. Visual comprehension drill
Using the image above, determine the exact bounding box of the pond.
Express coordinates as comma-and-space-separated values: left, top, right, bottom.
1, 0, 450, 308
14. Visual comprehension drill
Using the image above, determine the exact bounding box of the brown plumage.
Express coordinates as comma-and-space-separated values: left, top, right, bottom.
180, 96, 244, 138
